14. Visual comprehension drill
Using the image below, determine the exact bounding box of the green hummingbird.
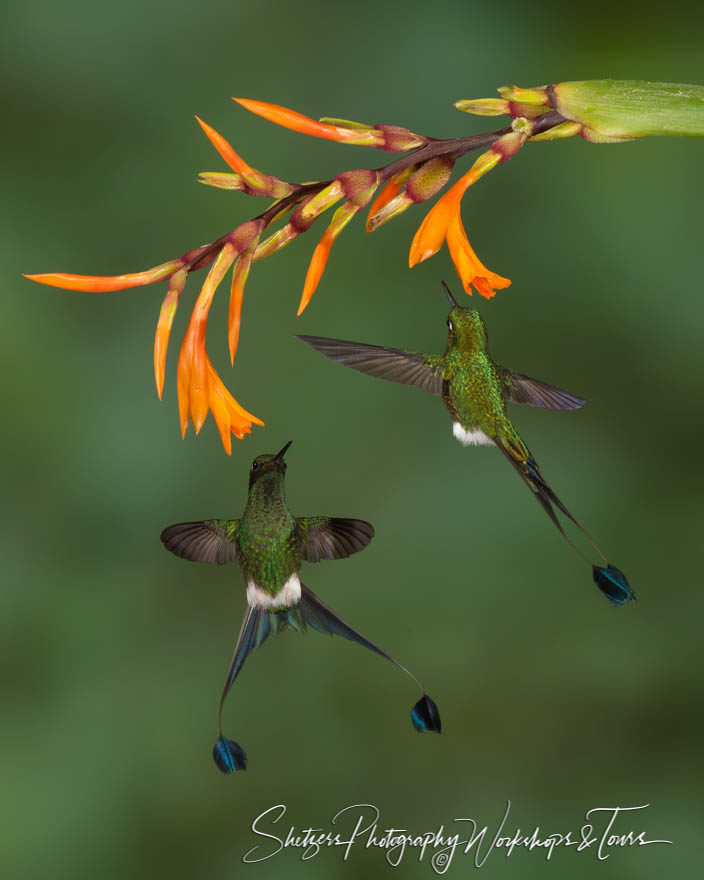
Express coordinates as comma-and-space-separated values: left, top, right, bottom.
297, 282, 634, 607
161, 441, 440, 774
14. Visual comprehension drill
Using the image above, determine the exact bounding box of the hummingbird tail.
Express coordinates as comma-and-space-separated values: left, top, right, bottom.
496, 443, 635, 606
297, 585, 441, 734
214, 587, 441, 772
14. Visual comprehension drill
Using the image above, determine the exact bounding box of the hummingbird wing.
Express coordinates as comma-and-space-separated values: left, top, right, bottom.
296, 335, 444, 395
160, 519, 239, 564
501, 369, 586, 411
297, 517, 374, 562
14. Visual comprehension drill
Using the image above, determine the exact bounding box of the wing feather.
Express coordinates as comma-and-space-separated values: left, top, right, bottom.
297, 335, 444, 395
298, 517, 374, 562
160, 520, 239, 564
503, 370, 586, 411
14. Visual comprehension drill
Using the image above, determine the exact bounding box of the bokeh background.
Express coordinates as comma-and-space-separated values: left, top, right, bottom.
2, 0, 703, 877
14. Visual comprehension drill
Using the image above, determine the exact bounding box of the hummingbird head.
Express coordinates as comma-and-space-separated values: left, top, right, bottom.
248, 440, 292, 488
442, 281, 488, 351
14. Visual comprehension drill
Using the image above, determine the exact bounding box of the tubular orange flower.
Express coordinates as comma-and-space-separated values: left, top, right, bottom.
409, 150, 501, 267
195, 116, 255, 175
175, 243, 264, 445
228, 247, 254, 364
23, 260, 183, 292
298, 202, 360, 316
233, 98, 383, 146
154, 268, 188, 399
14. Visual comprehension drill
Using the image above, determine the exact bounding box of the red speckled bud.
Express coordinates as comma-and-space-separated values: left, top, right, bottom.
336, 169, 379, 207
229, 219, 265, 253
374, 124, 427, 152
405, 157, 455, 203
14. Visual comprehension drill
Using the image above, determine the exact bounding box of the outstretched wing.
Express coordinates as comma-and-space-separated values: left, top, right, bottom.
501, 369, 586, 411
298, 516, 374, 562
297, 335, 444, 395
160, 519, 239, 564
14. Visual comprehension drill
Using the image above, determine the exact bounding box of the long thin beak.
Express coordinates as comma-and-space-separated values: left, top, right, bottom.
275, 440, 293, 460
442, 280, 458, 308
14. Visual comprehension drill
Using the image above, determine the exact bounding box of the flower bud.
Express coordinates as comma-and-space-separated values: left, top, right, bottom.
374, 124, 427, 152
198, 171, 244, 191
229, 219, 265, 254
454, 98, 510, 116
336, 169, 379, 207
498, 84, 550, 106
405, 157, 455, 203
292, 181, 344, 228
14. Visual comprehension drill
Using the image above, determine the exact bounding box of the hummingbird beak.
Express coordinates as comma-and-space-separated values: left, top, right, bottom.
275, 440, 293, 461
442, 280, 459, 308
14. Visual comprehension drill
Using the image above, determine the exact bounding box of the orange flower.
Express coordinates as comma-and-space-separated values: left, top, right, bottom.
409, 151, 501, 267
228, 248, 253, 364
298, 202, 359, 315
206, 357, 263, 455
408, 149, 513, 298
195, 116, 292, 198
233, 98, 383, 146
176, 244, 263, 450
154, 268, 188, 399
23, 260, 183, 292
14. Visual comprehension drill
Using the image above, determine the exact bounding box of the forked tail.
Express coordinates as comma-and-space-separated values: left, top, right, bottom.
213, 584, 441, 774
495, 441, 635, 607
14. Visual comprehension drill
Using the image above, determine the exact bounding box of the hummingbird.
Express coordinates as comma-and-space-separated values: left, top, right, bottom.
297, 283, 634, 607
161, 441, 441, 774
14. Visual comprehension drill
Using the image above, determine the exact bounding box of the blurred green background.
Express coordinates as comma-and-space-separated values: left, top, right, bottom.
2, 0, 703, 877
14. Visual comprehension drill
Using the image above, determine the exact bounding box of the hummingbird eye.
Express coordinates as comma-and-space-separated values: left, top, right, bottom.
447, 319, 454, 332
251, 461, 260, 471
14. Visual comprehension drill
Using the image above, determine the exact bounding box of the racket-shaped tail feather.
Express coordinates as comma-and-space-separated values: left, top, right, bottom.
214, 584, 441, 773
496, 442, 635, 606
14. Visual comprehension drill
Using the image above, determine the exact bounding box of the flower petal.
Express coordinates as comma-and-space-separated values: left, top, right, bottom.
208, 373, 232, 456
446, 211, 511, 298
206, 358, 264, 428
233, 98, 382, 146
408, 194, 458, 267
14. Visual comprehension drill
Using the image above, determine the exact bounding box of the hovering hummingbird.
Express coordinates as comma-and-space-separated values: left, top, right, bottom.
161, 441, 440, 774
297, 283, 634, 607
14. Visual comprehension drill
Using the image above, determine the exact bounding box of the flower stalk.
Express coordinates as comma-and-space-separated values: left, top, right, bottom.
24, 81, 704, 450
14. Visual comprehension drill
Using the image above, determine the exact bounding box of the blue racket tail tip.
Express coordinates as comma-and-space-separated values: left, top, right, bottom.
592, 564, 636, 606
213, 736, 247, 773
411, 694, 442, 734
